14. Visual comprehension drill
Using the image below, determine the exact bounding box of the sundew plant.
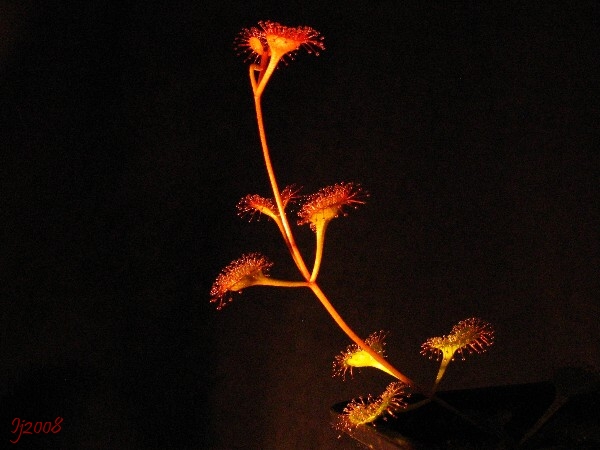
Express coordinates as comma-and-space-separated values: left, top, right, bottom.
210, 20, 495, 432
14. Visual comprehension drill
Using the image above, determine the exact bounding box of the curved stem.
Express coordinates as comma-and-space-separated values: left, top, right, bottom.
309, 282, 414, 386
403, 398, 432, 412
519, 395, 568, 446
252, 85, 311, 280
247, 54, 416, 392
255, 52, 280, 98
249, 64, 259, 93
310, 222, 328, 281
271, 217, 299, 259
431, 356, 452, 394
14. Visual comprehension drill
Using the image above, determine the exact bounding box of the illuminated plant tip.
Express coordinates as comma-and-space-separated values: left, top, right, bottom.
235, 21, 325, 66
237, 185, 300, 221
259, 20, 325, 62
333, 331, 387, 379
421, 317, 495, 362
237, 194, 276, 221
234, 26, 267, 63
336, 382, 409, 432
210, 253, 274, 310
298, 182, 368, 231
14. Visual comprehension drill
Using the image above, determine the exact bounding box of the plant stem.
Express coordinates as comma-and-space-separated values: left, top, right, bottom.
249, 55, 415, 390
431, 356, 451, 394
518, 395, 568, 446
310, 222, 328, 281
261, 279, 311, 289
254, 52, 280, 98
309, 283, 414, 386
252, 92, 311, 279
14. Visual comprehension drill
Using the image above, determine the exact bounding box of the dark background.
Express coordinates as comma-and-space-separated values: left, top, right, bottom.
1, 1, 598, 449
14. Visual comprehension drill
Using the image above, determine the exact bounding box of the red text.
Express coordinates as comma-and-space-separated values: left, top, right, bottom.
10, 417, 63, 444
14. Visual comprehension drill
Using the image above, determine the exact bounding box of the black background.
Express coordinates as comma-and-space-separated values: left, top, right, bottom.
2, 1, 598, 449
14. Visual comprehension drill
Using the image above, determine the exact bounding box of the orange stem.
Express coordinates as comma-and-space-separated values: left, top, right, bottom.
248, 55, 415, 389
252, 95, 311, 280
310, 222, 327, 281
308, 282, 414, 386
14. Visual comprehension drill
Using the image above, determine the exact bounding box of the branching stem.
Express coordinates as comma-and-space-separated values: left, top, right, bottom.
248, 54, 415, 390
